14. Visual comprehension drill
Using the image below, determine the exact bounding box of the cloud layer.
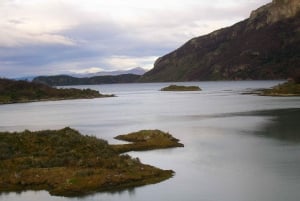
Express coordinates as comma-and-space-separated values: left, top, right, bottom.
0, 0, 270, 78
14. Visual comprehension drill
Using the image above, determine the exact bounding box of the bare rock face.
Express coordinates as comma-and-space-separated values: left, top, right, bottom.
141, 0, 300, 82
249, 0, 300, 29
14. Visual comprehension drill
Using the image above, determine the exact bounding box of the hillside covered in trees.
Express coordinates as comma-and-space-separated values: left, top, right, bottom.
0, 78, 113, 104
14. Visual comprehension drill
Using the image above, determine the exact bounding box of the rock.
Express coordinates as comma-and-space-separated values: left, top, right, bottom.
140, 0, 300, 82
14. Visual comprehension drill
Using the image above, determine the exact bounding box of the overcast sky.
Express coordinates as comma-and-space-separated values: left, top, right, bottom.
0, 0, 270, 78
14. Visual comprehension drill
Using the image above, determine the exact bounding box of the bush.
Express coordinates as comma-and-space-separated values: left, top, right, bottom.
293, 73, 300, 84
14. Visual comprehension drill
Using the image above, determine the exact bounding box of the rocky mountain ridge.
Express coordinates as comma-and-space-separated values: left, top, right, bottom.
248, 0, 300, 28
72, 67, 146, 78
141, 0, 300, 81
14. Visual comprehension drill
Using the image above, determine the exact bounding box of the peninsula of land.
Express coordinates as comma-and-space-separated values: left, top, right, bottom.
0, 127, 183, 196
111, 129, 184, 153
0, 78, 113, 104
243, 77, 300, 97
259, 81, 300, 96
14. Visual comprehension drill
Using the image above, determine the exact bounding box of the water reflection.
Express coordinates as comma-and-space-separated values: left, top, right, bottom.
0, 81, 300, 201
168, 108, 300, 143
255, 108, 300, 142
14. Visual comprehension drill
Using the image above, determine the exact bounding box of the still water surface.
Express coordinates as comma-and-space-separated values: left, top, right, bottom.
1, 81, 300, 201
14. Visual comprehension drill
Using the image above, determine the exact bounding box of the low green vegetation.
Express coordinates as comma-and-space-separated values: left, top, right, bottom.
0, 127, 181, 196
160, 85, 201, 91
259, 81, 300, 96
0, 78, 114, 104
111, 130, 184, 153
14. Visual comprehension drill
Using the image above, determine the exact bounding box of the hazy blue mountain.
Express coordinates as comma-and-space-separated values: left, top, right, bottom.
73, 67, 147, 78
33, 74, 141, 86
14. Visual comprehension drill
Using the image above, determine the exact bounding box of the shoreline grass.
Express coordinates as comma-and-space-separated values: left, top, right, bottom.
0, 127, 180, 197
244, 81, 300, 96
259, 81, 300, 96
111, 129, 184, 153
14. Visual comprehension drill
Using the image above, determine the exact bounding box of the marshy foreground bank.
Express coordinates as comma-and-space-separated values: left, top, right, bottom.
0, 127, 183, 197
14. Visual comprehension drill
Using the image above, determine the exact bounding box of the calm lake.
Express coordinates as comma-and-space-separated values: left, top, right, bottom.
1, 81, 300, 201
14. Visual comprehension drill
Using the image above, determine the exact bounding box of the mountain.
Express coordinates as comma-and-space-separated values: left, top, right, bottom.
72, 67, 147, 78
15, 76, 36, 81
140, 0, 300, 82
14, 68, 146, 81
33, 74, 141, 86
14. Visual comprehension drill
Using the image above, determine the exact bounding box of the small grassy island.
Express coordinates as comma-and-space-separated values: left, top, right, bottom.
160, 84, 201, 91
0, 78, 113, 104
0, 128, 183, 196
111, 129, 184, 153
259, 81, 300, 96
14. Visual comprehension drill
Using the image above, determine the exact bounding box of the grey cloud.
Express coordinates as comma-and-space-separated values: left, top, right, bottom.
63, 21, 175, 56
7, 19, 25, 25
0, 0, 271, 78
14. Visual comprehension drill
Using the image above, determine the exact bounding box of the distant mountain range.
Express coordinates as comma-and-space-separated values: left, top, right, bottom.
17, 67, 146, 81
33, 74, 141, 86
27, 67, 146, 86
32, 0, 300, 85
72, 67, 146, 78
140, 0, 300, 82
